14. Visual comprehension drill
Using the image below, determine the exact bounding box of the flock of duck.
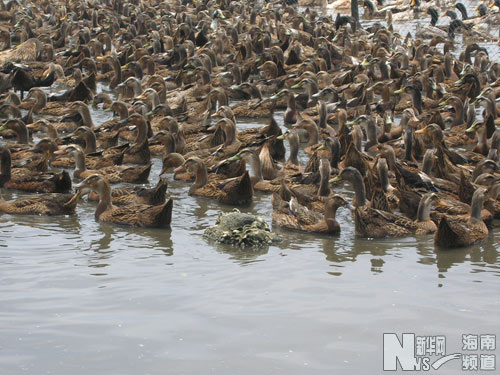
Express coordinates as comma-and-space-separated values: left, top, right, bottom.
1, 0, 500, 249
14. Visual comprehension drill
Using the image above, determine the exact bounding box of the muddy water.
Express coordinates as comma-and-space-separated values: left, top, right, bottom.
2, 6, 500, 375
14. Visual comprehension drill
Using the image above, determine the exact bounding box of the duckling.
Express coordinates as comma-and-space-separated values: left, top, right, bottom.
434, 188, 488, 248
271, 194, 351, 234
76, 175, 173, 228
180, 156, 253, 206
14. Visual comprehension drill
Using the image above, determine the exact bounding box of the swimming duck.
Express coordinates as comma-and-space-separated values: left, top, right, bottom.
76, 175, 173, 228
434, 188, 488, 248
0, 148, 71, 193
271, 193, 351, 234
179, 156, 253, 206
87, 178, 168, 206
331, 167, 420, 238
0, 191, 81, 216
55, 145, 151, 183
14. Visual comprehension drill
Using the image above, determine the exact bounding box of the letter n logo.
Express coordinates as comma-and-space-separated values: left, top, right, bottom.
383, 333, 418, 371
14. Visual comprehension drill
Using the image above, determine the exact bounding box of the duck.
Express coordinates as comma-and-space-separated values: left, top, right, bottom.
75, 175, 173, 228
112, 114, 151, 165
271, 194, 351, 234
179, 156, 253, 206
0, 147, 72, 193
55, 145, 151, 183
0, 191, 81, 216
331, 167, 421, 238
434, 188, 489, 248
87, 178, 168, 206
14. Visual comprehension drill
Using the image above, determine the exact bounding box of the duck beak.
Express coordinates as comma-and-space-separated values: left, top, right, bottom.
174, 164, 187, 174
290, 82, 303, 89
53, 148, 67, 156
438, 99, 449, 106
414, 128, 427, 135
465, 124, 477, 133
104, 107, 113, 112
64, 189, 83, 206
276, 134, 285, 140
329, 175, 342, 183
227, 154, 242, 162
393, 87, 405, 94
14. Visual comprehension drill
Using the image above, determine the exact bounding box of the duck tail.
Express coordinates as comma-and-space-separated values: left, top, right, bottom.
55, 170, 72, 193
434, 216, 456, 248
137, 163, 152, 182
139, 178, 168, 205
156, 198, 173, 228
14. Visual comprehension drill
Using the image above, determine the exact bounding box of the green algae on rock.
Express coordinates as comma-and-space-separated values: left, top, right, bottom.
204, 209, 279, 248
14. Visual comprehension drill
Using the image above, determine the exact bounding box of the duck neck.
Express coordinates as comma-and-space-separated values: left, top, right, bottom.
422, 150, 433, 174
349, 170, 367, 207
287, 94, 296, 111
484, 97, 497, 120
417, 195, 433, 222
33, 92, 47, 114
303, 122, 319, 147
410, 88, 423, 114
83, 130, 97, 153
247, 152, 263, 181
131, 81, 143, 97
43, 124, 58, 140
134, 119, 148, 143
318, 102, 327, 129
115, 104, 128, 120
149, 92, 160, 110
0, 148, 11, 180
324, 201, 339, 224
163, 135, 176, 155
444, 53, 453, 78
404, 129, 413, 162
318, 163, 331, 197
381, 146, 397, 172
451, 98, 464, 126
78, 106, 94, 128
470, 191, 484, 221
12, 122, 29, 144
477, 125, 487, 150
378, 160, 392, 192
287, 133, 299, 165
95, 180, 113, 219
222, 122, 236, 146
73, 150, 87, 172
366, 118, 378, 146
192, 161, 208, 189
109, 57, 122, 88
231, 65, 242, 85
